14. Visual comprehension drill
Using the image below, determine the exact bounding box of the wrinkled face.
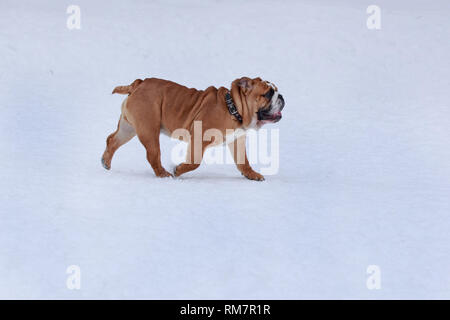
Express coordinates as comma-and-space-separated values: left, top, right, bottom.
233, 77, 285, 127
255, 81, 284, 125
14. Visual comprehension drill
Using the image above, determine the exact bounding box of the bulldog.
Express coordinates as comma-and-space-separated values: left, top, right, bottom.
101, 77, 284, 180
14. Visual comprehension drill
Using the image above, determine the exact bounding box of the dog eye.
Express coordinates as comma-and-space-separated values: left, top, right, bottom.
264, 88, 274, 100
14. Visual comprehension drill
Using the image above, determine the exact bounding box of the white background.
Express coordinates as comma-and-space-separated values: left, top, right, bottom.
0, 0, 449, 299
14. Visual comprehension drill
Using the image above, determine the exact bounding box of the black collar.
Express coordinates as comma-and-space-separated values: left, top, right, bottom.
225, 91, 243, 123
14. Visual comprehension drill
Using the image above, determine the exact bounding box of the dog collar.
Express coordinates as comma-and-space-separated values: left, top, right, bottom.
225, 91, 243, 124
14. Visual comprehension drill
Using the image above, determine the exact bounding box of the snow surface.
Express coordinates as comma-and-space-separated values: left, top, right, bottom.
0, 0, 449, 299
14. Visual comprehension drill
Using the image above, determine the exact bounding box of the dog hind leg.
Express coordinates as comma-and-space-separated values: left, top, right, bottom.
137, 130, 173, 178
101, 115, 136, 170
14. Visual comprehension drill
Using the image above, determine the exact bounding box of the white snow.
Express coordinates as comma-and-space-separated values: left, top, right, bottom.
0, 0, 449, 299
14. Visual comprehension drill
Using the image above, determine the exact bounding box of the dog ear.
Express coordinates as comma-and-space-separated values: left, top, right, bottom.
238, 77, 253, 95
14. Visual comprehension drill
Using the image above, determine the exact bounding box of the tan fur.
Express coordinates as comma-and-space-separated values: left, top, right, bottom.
102, 77, 276, 180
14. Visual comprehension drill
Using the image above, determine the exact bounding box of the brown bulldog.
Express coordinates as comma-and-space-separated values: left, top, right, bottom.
101, 77, 284, 180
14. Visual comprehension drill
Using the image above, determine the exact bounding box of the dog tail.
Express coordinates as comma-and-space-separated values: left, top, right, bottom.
112, 79, 143, 95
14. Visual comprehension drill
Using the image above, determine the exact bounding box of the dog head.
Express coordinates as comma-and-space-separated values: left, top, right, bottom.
230, 77, 285, 128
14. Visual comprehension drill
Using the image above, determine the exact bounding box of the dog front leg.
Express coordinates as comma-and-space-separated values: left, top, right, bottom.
174, 138, 209, 177
228, 135, 264, 181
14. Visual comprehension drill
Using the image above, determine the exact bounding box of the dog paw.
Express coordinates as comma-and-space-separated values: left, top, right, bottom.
156, 169, 173, 178
243, 171, 265, 181
101, 156, 111, 170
